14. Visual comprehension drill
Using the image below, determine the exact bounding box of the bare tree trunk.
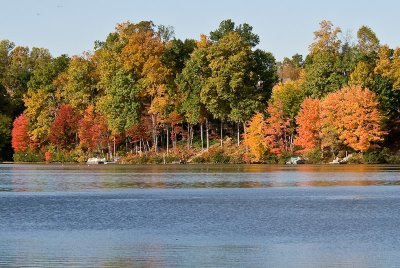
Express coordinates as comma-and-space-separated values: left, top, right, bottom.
243, 122, 249, 153
206, 119, 209, 150
190, 124, 194, 148
220, 120, 223, 147
113, 136, 116, 160
200, 123, 204, 151
172, 131, 176, 151
151, 114, 157, 153
187, 123, 191, 149
107, 140, 112, 159
166, 125, 169, 156
237, 122, 240, 146
155, 135, 158, 153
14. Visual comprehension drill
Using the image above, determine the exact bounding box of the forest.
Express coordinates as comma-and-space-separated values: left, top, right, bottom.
1, 19, 400, 164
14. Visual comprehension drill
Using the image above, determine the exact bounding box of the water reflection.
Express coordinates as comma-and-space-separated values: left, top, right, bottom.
1, 164, 400, 267
0, 164, 400, 192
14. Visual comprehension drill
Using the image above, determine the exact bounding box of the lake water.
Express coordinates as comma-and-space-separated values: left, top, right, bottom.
1, 164, 400, 267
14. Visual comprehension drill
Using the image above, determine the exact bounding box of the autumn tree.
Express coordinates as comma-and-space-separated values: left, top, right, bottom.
24, 54, 70, 146
78, 105, 108, 152
278, 54, 303, 82
243, 113, 267, 162
263, 78, 306, 156
126, 115, 152, 153
305, 20, 345, 98
48, 105, 79, 150
294, 98, 322, 153
263, 100, 290, 157
309, 20, 342, 55
321, 86, 386, 153
166, 111, 183, 151
11, 114, 30, 152
349, 61, 374, 88
357, 25, 380, 55
55, 56, 97, 111
120, 21, 170, 151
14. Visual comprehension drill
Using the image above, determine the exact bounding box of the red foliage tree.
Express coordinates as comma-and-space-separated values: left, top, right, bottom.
48, 104, 79, 149
78, 105, 109, 152
11, 114, 30, 152
126, 115, 152, 152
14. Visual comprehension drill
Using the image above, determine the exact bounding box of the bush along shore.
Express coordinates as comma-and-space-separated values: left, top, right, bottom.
2, 20, 400, 164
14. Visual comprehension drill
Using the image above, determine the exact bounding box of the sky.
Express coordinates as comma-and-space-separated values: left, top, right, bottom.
1, 0, 400, 60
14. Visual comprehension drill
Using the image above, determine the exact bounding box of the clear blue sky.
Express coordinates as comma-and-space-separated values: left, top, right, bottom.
1, 0, 400, 60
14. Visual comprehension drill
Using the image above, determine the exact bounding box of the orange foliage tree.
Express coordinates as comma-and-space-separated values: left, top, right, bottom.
243, 113, 267, 162
263, 100, 292, 157
321, 86, 386, 153
11, 114, 30, 152
294, 98, 322, 153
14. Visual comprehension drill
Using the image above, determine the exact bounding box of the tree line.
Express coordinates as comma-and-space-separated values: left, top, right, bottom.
1, 19, 399, 163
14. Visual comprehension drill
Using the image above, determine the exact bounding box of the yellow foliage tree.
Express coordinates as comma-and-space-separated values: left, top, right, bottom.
349, 61, 374, 88
243, 113, 267, 162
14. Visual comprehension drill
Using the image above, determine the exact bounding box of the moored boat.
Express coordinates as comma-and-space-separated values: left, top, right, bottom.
87, 157, 106, 164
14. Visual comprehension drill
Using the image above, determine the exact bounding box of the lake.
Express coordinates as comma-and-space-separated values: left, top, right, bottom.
0, 164, 400, 267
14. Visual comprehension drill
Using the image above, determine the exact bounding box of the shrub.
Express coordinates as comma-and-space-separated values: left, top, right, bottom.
211, 151, 230, 163
191, 156, 207, 163
303, 148, 324, 164
13, 150, 44, 162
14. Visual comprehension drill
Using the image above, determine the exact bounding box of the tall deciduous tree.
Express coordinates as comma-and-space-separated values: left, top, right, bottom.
55, 56, 97, 111
177, 35, 210, 124
120, 21, 170, 151
309, 20, 341, 55
357, 25, 380, 55
294, 98, 322, 153
305, 20, 345, 98
321, 86, 386, 153
78, 105, 108, 152
263, 100, 290, 157
48, 105, 79, 150
11, 114, 30, 152
243, 113, 267, 162
263, 78, 306, 156
210, 19, 260, 47
97, 70, 141, 135
202, 32, 267, 130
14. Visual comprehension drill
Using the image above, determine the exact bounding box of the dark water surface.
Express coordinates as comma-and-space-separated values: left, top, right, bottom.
1, 164, 400, 267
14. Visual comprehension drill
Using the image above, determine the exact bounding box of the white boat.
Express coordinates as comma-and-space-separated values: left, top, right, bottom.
286, 157, 306, 165
87, 157, 106, 164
